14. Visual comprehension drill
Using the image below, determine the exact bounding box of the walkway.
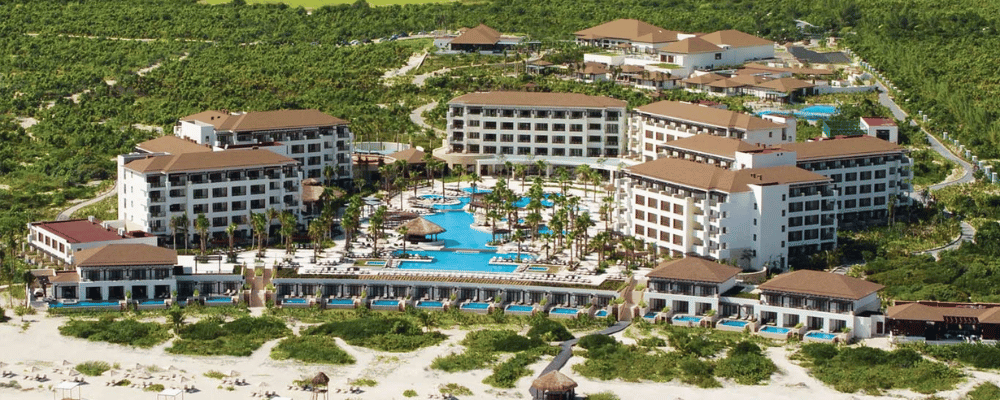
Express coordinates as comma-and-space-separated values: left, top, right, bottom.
915, 221, 976, 259
56, 181, 117, 221
409, 101, 443, 136
528, 320, 631, 398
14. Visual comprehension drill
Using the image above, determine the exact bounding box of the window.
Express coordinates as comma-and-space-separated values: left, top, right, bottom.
484, 133, 496, 142
588, 123, 601, 130
860, 171, 872, 180
673, 204, 683, 214
534, 148, 548, 156
588, 110, 602, 118
845, 172, 857, 181
571, 111, 584, 119
501, 122, 514, 130
468, 120, 480, 127
535, 135, 548, 143
502, 109, 515, 118
484, 146, 496, 154
553, 148, 565, 156
714, 53, 722, 60
570, 149, 583, 157
484, 121, 497, 129
635, 195, 645, 205
519, 110, 532, 118
844, 186, 857, 195
875, 170, 887, 179
468, 144, 479, 153
673, 219, 683, 229
518, 123, 531, 130
874, 196, 886, 205
535, 123, 548, 131
859, 198, 872, 207
570, 124, 583, 132
553, 124, 566, 131
501, 134, 514, 142
647, 198, 657, 207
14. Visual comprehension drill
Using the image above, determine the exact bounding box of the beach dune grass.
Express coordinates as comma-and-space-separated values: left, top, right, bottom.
303, 317, 446, 352
167, 316, 290, 357
202, 0, 457, 8
271, 335, 356, 364
794, 343, 964, 394
59, 317, 171, 348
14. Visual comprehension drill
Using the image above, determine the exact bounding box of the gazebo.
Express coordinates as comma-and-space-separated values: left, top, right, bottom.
396, 217, 445, 242
310, 372, 329, 400
52, 381, 82, 400
530, 370, 577, 400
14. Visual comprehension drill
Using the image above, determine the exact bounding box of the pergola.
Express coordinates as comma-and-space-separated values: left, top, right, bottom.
156, 388, 184, 400
52, 381, 82, 400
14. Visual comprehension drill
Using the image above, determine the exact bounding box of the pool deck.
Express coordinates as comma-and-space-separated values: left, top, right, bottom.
716, 318, 760, 333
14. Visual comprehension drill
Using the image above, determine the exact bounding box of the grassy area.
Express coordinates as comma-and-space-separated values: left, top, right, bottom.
203, 0, 457, 7
69, 193, 117, 220
911, 148, 957, 187
839, 216, 960, 256
900, 342, 1000, 369
59, 316, 171, 348
271, 335, 356, 364
793, 343, 964, 394
302, 316, 446, 352
967, 383, 1000, 400
167, 316, 290, 356
650, 63, 681, 69
431, 327, 560, 388
75, 361, 112, 376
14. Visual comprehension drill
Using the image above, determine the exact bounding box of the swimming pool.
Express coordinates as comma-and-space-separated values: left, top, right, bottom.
527, 266, 548, 272
461, 302, 490, 310
284, 298, 308, 304
463, 187, 492, 194
804, 331, 837, 340
372, 299, 400, 307
673, 315, 701, 323
719, 320, 750, 328
416, 300, 443, 308
594, 310, 608, 317
397, 250, 529, 273
364, 260, 387, 266
327, 298, 354, 305
758, 104, 839, 120
506, 305, 534, 313
550, 307, 580, 315
800, 105, 838, 115
139, 299, 165, 305
50, 300, 120, 308
422, 211, 493, 249
206, 297, 232, 304
760, 326, 792, 334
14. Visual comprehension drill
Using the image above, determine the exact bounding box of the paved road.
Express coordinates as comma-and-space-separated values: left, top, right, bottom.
528, 320, 631, 398
56, 181, 117, 221
916, 221, 976, 258
409, 101, 443, 136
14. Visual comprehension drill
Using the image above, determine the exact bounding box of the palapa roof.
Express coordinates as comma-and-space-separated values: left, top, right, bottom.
574, 19, 680, 44
124, 149, 297, 173
887, 302, 1000, 324
180, 109, 348, 132
658, 37, 721, 54
627, 158, 828, 193
449, 91, 626, 109
302, 185, 324, 203
659, 135, 761, 160
74, 244, 177, 267
450, 24, 501, 45
699, 30, 775, 48
531, 370, 578, 392
136, 136, 212, 155
579, 62, 610, 75
396, 217, 446, 236
387, 148, 435, 164
647, 257, 741, 284
311, 372, 330, 386
775, 135, 905, 161
634, 101, 784, 130
756, 77, 815, 92
758, 270, 883, 300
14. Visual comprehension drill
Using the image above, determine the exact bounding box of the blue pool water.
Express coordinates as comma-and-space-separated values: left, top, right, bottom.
462, 302, 490, 310
365, 260, 387, 266
372, 300, 400, 307
416, 301, 443, 308
50, 300, 119, 308
397, 250, 530, 273
327, 298, 354, 305
760, 326, 793, 334
800, 105, 838, 115
463, 187, 492, 194
206, 297, 232, 303
550, 307, 580, 315
139, 299, 165, 305
673, 315, 701, 322
528, 266, 548, 272
805, 331, 837, 340
595, 310, 608, 317
644, 312, 659, 319
758, 104, 839, 120
422, 211, 492, 249
719, 320, 750, 328
284, 298, 308, 304
507, 305, 534, 312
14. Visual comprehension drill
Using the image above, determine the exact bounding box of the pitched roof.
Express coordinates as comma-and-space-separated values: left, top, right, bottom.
180, 109, 348, 132
660, 135, 760, 160
861, 117, 897, 127
531, 370, 578, 392
574, 19, 679, 44
706, 78, 748, 88
887, 302, 1000, 324
450, 24, 501, 45
647, 257, 741, 283
31, 219, 128, 244
627, 158, 828, 193
699, 30, 774, 48
388, 148, 437, 164
682, 73, 725, 85
74, 244, 177, 267
634, 101, 784, 130
124, 149, 297, 173
302, 185, 324, 203
396, 217, 445, 236
776, 135, 905, 161
50, 271, 80, 284
136, 136, 212, 155
741, 63, 835, 76
658, 37, 721, 54
756, 77, 815, 92
449, 91, 626, 109
579, 62, 610, 75
758, 270, 883, 300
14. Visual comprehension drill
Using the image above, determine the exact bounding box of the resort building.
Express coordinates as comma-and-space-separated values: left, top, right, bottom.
628, 101, 796, 162
433, 24, 524, 54
775, 135, 912, 228
681, 72, 817, 103
48, 244, 178, 302
574, 19, 688, 53
655, 30, 774, 74
117, 148, 303, 242
756, 270, 884, 335
887, 301, 1000, 341
618, 156, 835, 270
859, 117, 899, 143
26, 218, 157, 265
439, 91, 629, 174
644, 257, 741, 316
174, 109, 353, 183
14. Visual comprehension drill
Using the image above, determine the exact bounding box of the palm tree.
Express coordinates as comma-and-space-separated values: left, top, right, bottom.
279, 210, 296, 254
534, 160, 547, 178
369, 206, 387, 257
575, 165, 592, 194
589, 170, 602, 201
514, 164, 527, 191
512, 229, 527, 263
308, 218, 326, 261
226, 222, 238, 261
323, 165, 335, 187
170, 214, 189, 251
398, 226, 409, 257
194, 213, 210, 256
265, 208, 280, 248
249, 211, 268, 258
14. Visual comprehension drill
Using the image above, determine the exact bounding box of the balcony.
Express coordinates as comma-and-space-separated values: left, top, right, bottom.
149, 197, 166, 204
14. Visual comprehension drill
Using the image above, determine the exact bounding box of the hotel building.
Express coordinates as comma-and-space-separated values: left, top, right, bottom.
26, 218, 157, 265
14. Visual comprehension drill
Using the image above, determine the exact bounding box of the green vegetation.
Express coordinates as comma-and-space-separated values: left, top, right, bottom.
303, 317, 445, 352
526, 317, 574, 342
144, 384, 165, 392
439, 383, 472, 396
75, 361, 111, 376
714, 342, 777, 385
901, 342, 1000, 370
793, 343, 963, 394
403, 389, 418, 397
911, 149, 956, 187
838, 211, 960, 257
650, 63, 681, 69
203, 371, 227, 379
431, 328, 559, 388
204, 0, 457, 7
350, 378, 378, 387
585, 392, 620, 400
966, 383, 1000, 400
167, 316, 290, 356
271, 335, 356, 364
69, 193, 117, 221
59, 317, 171, 348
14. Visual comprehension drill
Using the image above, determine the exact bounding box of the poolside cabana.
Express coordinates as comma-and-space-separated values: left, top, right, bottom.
530, 370, 577, 400
53, 381, 82, 400
396, 217, 445, 242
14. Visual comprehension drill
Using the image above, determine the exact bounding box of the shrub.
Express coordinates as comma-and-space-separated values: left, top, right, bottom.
432, 330, 551, 373
526, 318, 573, 342
271, 336, 355, 365
203, 371, 226, 379
585, 392, 620, 400
304, 318, 445, 352
75, 361, 111, 376
715, 342, 777, 385
115, 379, 131, 387
439, 383, 472, 396
578, 334, 617, 350
909, 342, 1000, 369
483, 347, 558, 388
350, 379, 377, 387
967, 382, 1000, 400
168, 316, 290, 356
60, 318, 170, 348
636, 337, 666, 348
431, 350, 496, 372
795, 343, 964, 394
678, 356, 720, 388
403, 389, 417, 397
144, 384, 165, 392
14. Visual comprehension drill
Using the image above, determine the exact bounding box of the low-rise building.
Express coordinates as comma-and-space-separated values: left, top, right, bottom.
757, 270, 884, 336
434, 24, 523, 54
859, 117, 899, 143
574, 19, 686, 53
645, 257, 741, 315
49, 244, 178, 301
887, 301, 1000, 341
26, 218, 157, 265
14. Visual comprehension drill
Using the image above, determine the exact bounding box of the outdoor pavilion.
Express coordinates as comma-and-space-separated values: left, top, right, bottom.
396, 217, 445, 243
530, 370, 577, 400
52, 381, 82, 400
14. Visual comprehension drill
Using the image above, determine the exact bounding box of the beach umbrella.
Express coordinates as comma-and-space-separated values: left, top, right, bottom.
61, 360, 72, 366
25, 366, 39, 373
179, 376, 190, 383
167, 365, 178, 371
310, 372, 329, 387
134, 363, 144, 371
227, 370, 239, 378
68, 369, 80, 377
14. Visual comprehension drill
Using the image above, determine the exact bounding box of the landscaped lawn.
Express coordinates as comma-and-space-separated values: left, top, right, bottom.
203, 0, 457, 7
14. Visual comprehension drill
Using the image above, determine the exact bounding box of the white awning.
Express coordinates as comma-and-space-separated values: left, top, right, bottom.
54, 381, 82, 390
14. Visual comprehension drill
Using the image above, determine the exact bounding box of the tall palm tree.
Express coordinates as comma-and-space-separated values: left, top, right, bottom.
308, 218, 326, 261
398, 226, 409, 257
265, 208, 280, 247
515, 164, 527, 191
170, 214, 189, 252
512, 229, 527, 263
225, 222, 238, 262
279, 210, 296, 254
194, 213, 210, 256
369, 206, 387, 257
323, 165, 335, 187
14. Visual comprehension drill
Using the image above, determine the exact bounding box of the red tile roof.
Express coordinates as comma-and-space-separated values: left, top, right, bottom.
775, 135, 905, 161
31, 219, 129, 244
124, 148, 297, 173
698, 30, 774, 48
181, 109, 348, 132
136, 136, 212, 155
450, 24, 501, 45
647, 257, 740, 283
449, 91, 626, 108
634, 101, 784, 130
74, 244, 177, 267
657, 37, 720, 54
574, 19, 680, 44
659, 135, 760, 159
758, 270, 884, 300
627, 158, 828, 193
